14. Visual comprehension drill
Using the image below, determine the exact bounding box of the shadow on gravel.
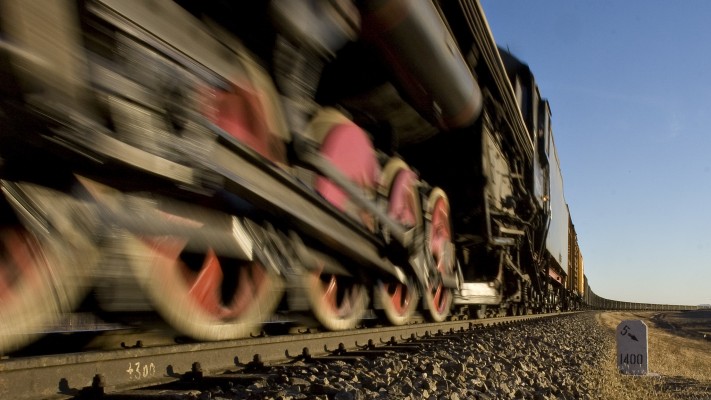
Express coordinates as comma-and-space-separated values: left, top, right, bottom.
653, 375, 711, 399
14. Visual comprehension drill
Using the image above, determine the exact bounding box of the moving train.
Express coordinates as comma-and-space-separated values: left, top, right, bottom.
0, 0, 695, 353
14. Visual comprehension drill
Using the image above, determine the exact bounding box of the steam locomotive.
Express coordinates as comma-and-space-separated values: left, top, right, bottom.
0, 0, 687, 354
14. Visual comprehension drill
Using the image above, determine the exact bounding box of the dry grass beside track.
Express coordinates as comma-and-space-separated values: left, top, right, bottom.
592, 311, 711, 399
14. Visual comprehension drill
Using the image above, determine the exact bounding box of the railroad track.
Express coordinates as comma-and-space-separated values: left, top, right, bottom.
0, 312, 570, 400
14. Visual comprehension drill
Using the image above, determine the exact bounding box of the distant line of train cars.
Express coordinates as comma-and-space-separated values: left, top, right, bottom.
584, 279, 698, 311
554, 216, 697, 312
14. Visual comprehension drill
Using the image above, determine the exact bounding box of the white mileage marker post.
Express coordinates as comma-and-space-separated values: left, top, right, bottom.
617, 320, 649, 375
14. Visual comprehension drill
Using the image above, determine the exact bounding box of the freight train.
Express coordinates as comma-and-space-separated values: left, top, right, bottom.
0, 0, 695, 353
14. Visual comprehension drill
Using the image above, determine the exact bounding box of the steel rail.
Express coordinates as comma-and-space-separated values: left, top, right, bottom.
0, 312, 572, 400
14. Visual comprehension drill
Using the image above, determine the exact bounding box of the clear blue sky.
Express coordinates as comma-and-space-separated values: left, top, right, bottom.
480, 1, 711, 306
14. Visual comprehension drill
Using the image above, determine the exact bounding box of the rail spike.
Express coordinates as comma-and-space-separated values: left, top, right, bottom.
355, 339, 377, 349
324, 343, 348, 355
285, 347, 313, 363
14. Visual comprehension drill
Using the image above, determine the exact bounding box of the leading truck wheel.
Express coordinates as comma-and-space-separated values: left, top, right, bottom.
374, 160, 421, 325
125, 230, 283, 341
422, 188, 454, 322
0, 226, 89, 353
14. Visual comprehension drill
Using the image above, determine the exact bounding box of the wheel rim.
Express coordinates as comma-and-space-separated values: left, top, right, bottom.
424, 191, 453, 321
305, 265, 368, 331
130, 232, 283, 341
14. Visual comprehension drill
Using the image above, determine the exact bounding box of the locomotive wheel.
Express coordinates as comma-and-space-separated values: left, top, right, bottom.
0, 226, 89, 353
374, 278, 419, 326
374, 160, 422, 325
126, 235, 283, 341
422, 188, 454, 322
302, 266, 369, 331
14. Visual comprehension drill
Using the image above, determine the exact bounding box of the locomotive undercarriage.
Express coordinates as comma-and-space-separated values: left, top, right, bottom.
0, 0, 573, 355
0, 0, 479, 352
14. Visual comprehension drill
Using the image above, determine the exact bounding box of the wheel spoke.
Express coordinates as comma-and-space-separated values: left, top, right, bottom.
391, 284, 404, 312
186, 250, 223, 316
433, 284, 443, 312
322, 274, 339, 312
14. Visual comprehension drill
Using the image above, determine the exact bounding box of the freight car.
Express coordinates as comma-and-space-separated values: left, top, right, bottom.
0, 0, 693, 354
566, 214, 584, 310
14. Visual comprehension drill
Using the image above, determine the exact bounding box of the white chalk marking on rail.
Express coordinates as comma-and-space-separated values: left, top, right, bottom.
616, 320, 648, 375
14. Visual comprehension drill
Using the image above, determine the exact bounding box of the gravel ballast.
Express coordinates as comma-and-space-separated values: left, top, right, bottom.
185, 313, 611, 400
